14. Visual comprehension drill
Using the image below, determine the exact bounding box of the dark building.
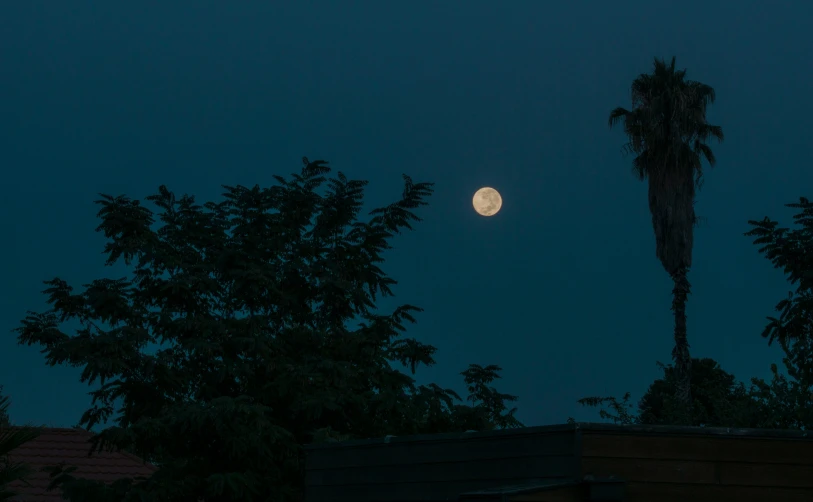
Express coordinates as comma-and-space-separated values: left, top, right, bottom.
305, 422, 813, 502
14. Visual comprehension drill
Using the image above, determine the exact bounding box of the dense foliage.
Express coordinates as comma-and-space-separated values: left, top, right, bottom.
15, 159, 522, 502
749, 336, 813, 430
572, 358, 761, 427
578, 197, 813, 430
637, 358, 760, 427
609, 56, 724, 421
0, 395, 41, 501
746, 197, 813, 346
746, 197, 813, 430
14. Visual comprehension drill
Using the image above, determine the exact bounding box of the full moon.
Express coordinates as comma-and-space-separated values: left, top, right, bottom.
472, 187, 502, 216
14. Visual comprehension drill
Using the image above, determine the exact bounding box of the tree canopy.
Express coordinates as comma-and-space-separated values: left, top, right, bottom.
746, 197, 813, 430
746, 197, 813, 346
15, 159, 522, 502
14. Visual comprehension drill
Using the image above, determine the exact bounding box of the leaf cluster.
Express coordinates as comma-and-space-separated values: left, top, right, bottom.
746, 197, 813, 346
609, 56, 724, 277
608, 56, 724, 187
745, 198, 813, 430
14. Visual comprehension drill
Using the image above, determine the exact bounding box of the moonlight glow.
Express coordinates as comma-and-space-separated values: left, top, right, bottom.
472, 187, 502, 216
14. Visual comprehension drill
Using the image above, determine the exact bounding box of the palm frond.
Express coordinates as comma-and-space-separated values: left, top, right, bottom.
608, 56, 724, 275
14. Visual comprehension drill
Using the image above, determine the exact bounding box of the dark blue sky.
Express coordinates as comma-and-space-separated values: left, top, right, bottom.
2, 1, 811, 428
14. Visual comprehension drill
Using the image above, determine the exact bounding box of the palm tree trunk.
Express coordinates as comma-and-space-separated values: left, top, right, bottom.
670, 266, 693, 424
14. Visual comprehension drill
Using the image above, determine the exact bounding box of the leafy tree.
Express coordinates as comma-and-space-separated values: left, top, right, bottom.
748, 336, 813, 430
746, 197, 813, 430
608, 57, 724, 421
15, 159, 522, 502
745, 197, 813, 347
637, 358, 761, 427
0, 395, 41, 501
574, 358, 760, 427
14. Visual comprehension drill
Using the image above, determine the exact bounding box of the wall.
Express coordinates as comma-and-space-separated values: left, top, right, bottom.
306, 426, 581, 502
577, 425, 813, 502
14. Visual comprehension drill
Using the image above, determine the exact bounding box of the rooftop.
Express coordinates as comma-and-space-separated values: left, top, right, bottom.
6, 427, 156, 502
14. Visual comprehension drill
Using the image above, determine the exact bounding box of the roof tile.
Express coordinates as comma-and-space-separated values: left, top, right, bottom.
6, 427, 156, 502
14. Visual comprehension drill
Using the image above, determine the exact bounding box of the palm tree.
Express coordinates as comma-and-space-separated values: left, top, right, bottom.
609, 57, 724, 423
0, 395, 41, 501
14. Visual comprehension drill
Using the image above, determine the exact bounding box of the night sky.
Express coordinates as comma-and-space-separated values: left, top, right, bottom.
2, 1, 812, 429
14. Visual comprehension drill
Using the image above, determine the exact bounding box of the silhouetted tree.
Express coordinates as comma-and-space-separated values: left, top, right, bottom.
609, 57, 724, 422
746, 197, 813, 429
749, 336, 813, 430
0, 395, 41, 501
15, 159, 522, 502
746, 197, 813, 347
637, 358, 761, 427
575, 195, 813, 431
575, 358, 760, 427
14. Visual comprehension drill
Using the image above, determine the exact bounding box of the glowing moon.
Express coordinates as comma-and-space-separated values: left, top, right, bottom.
472, 187, 502, 216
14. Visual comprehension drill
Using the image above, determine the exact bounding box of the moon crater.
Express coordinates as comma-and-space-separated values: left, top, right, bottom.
473, 187, 502, 216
